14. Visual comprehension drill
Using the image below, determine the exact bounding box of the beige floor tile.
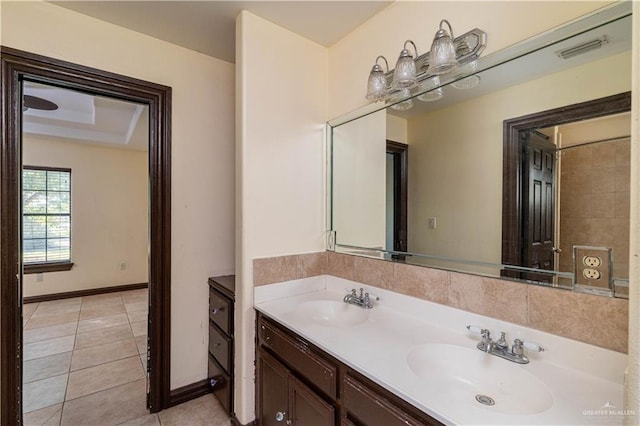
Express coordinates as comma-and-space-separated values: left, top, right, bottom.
23, 402, 62, 426
24, 321, 77, 344
71, 338, 138, 371
23, 374, 68, 414
131, 321, 147, 337
158, 394, 231, 426
125, 301, 148, 313
24, 335, 75, 361
66, 356, 145, 400
122, 292, 148, 305
32, 299, 81, 317
140, 353, 147, 373
127, 309, 148, 324
61, 379, 148, 425
77, 312, 129, 333
23, 302, 39, 319
24, 351, 72, 383
135, 335, 147, 354
25, 312, 81, 330
79, 302, 127, 320
118, 413, 160, 426
75, 324, 133, 350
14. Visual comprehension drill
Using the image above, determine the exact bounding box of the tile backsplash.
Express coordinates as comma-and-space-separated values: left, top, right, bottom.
253, 251, 628, 353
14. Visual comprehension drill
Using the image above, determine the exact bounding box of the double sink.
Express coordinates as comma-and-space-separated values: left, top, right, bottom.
255, 275, 626, 425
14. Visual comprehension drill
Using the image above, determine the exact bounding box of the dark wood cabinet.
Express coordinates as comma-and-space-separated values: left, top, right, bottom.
256, 312, 442, 426
208, 275, 235, 415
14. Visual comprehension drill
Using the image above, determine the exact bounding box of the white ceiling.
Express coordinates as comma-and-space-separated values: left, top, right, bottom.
50, 1, 393, 63
23, 82, 149, 151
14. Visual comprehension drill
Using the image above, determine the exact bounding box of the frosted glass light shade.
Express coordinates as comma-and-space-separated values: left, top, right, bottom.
417, 76, 444, 102
392, 49, 418, 90
451, 60, 480, 89
366, 64, 388, 101
429, 29, 458, 75
389, 89, 413, 111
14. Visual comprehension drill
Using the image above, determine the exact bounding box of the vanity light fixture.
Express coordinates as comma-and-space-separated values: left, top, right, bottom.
391, 40, 419, 90
364, 20, 487, 109
428, 20, 458, 75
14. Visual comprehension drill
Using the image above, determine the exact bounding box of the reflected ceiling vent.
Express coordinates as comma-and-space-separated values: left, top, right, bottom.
556, 36, 608, 60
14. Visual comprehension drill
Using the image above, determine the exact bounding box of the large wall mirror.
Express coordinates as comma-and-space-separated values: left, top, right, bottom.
328, 2, 631, 298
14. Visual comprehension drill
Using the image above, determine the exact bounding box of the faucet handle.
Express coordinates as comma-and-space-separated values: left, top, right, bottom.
466, 325, 484, 335
522, 340, 545, 352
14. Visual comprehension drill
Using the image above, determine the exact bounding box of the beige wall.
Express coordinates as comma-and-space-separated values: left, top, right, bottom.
333, 110, 386, 248
406, 51, 631, 264
22, 136, 148, 297
236, 11, 327, 424
1, 1, 235, 389
386, 114, 407, 144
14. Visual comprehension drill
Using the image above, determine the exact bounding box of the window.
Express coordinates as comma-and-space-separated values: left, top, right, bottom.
22, 166, 73, 273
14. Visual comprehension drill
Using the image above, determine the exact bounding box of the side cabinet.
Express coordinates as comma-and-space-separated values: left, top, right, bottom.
256, 312, 442, 426
208, 275, 235, 415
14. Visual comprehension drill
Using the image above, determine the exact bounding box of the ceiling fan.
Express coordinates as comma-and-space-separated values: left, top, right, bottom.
23, 94, 58, 111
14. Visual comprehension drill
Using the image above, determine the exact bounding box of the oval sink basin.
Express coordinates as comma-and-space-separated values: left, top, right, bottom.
295, 300, 368, 327
407, 344, 553, 415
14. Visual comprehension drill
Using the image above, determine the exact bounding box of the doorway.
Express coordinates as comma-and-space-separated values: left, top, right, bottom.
386, 140, 408, 253
1, 47, 172, 423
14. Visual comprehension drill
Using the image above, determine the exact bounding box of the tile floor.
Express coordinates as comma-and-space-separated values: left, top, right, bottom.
22, 288, 231, 425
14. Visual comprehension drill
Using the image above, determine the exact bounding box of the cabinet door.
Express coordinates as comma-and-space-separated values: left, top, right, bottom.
290, 375, 335, 426
258, 349, 289, 426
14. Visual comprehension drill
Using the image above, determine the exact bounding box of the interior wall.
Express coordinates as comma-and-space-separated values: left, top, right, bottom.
22, 136, 148, 297
332, 110, 386, 248
386, 114, 407, 144
236, 11, 327, 424
1, 0, 235, 390
406, 51, 630, 264
328, 1, 612, 118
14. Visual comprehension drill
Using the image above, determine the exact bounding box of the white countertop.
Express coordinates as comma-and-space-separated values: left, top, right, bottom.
254, 275, 628, 426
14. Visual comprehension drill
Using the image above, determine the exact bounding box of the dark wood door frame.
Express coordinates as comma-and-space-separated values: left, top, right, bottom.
386, 140, 408, 252
501, 92, 631, 270
1, 46, 172, 422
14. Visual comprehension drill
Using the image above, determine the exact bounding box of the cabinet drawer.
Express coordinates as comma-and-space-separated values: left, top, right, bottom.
209, 288, 233, 336
259, 318, 337, 399
209, 321, 232, 373
343, 374, 428, 426
208, 354, 232, 413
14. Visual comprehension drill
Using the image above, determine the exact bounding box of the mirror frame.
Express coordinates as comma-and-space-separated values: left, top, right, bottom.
0, 46, 172, 422
502, 91, 632, 273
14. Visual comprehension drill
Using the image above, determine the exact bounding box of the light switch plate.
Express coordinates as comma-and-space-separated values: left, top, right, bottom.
573, 245, 612, 295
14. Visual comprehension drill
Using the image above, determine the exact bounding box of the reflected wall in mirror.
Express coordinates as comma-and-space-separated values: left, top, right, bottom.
329, 4, 631, 297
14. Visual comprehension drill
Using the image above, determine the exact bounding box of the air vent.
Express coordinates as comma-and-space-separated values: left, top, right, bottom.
556, 36, 608, 60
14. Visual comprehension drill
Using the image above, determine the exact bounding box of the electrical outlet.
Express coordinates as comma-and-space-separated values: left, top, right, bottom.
36, 273, 43, 283
119, 262, 127, 271
583, 268, 601, 280
583, 256, 601, 267
427, 217, 437, 229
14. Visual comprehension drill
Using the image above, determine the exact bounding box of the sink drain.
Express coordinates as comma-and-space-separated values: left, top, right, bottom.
475, 394, 495, 406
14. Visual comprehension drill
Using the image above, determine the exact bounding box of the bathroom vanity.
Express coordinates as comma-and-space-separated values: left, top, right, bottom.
254, 275, 627, 425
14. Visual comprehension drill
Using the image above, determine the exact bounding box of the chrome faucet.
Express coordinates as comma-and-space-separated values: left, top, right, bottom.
467, 325, 544, 364
343, 288, 374, 309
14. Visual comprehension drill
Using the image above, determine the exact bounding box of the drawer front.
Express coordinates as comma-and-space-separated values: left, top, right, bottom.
259, 318, 337, 399
209, 322, 232, 373
208, 355, 232, 414
209, 288, 232, 336
343, 374, 429, 426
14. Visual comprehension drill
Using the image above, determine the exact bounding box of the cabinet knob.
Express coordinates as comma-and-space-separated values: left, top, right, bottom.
211, 306, 224, 315
275, 411, 286, 422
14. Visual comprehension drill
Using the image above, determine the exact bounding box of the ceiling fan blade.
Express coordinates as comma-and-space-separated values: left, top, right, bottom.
23, 95, 58, 111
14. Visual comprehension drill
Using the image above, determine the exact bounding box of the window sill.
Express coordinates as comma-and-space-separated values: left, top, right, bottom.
24, 262, 74, 274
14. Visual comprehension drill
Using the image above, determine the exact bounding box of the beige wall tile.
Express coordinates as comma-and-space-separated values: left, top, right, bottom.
590, 193, 615, 218
296, 252, 328, 279
614, 166, 630, 192
614, 191, 630, 218
590, 166, 615, 193
353, 256, 394, 290
615, 140, 630, 166
529, 285, 628, 353
591, 142, 616, 166
448, 272, 528, 325
393, 263, 449, 304
253, 255, 297, 286
327, 252, 355, 281
590, 218, 615, 245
